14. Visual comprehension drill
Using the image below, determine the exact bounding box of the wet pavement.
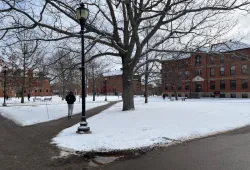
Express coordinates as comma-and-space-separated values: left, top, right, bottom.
101, 126, 250, 170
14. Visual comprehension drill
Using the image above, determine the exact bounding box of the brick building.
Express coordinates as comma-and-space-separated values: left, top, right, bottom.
88, 70, 143, 95
162, 41, 250, 98
0, 65, 51, 97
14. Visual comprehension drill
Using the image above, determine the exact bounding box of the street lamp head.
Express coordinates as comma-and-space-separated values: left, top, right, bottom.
76, 3, 89, 21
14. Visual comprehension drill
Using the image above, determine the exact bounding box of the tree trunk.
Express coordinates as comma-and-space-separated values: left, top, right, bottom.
175, 91, 178, 100
145, 28, 149, 104
93, 83, 96, 101
122, 66, 134, 111
145, 72, 148, 103
62, 80, 65, 100
145, 52, 149, 103
21, 88, 24, 103
93, 92, 95, 101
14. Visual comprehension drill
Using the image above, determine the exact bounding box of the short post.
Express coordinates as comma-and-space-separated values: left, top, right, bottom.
2, 66, 7, 106
104, 78, 107, 101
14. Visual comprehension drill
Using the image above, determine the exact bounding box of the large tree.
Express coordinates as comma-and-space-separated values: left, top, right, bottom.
1, 0, 249, 110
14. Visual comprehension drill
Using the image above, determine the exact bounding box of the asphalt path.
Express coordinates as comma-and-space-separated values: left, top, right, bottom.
102, 126, 250, 170
0, 101, 119, 170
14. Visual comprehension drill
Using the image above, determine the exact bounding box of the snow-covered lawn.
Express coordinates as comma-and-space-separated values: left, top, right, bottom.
0, 95, 120, 126
52, 97, 250, 153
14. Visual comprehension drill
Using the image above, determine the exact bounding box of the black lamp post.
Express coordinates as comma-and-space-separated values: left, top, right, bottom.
76, 3, 90, 133
104, 78, 107, 101
2, 66, 7, 106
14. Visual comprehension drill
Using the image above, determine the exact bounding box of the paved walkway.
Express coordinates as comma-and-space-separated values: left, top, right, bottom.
0, 101, 118, 170
102, 126, 250, 170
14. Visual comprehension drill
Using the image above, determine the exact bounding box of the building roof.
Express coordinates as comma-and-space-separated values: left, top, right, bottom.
162, 41, 250, 63
199, 41, 250, 53
161, 53, 191, 62
103, 70, 122, 77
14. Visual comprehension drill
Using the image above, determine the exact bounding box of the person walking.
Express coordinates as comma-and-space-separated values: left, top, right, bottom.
27, 93, 30, 101
162, 94, 166, 100
65, 91, 76, 118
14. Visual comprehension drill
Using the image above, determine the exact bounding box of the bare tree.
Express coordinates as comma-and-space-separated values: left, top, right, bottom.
136, 58, 162, 102
164, 53, 191, 100
1, 0, 250, 110
50, 49, 79, 100
3, 31, 44, 103
86, 59, 109, 101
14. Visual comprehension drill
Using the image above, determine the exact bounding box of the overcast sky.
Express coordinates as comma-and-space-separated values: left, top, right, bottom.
230, 13, 250, 44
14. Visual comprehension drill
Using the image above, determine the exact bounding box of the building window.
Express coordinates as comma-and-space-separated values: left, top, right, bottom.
24, 90, 26, 93
220, 67, 225, 76
185, 71, 190, 77
220, 94, 225, 98
210, 56, 214, 64
220, 55, 224, 63
178, 71, 182, 78
242, 94, 248, 98
195, 55, 202, 65
35, 90, 37, 93
242, 52, 247, 60
185, 82, 189, 90
210, 81, 215, 90
165, 84, 168, 90
210, 68, 215, 76
195, 69, 202, 76
178, 85, 182, 90
230, 80, 236, 90
230, 94, 236, 98
230, 66, 236, 75
231, 54, 236, 61
220, 80, 225, 89
40, 89, 42, 92
242, 79, 248, 89
46, 89, 49, 92
242, 65, 248, 74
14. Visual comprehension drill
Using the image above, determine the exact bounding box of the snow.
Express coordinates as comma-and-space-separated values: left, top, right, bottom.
200, 41, 250, 53
52, 97, 250, 153
0, 95, 120, 126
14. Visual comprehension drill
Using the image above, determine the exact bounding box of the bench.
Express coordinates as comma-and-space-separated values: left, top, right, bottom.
181, 97, 187, 101
33, 98, 42, 102
43, 97, 52, 102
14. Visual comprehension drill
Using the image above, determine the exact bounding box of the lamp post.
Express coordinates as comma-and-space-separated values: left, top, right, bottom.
104, 78, 107, 101
76, 3, 90, 133
2, 66, 7, 106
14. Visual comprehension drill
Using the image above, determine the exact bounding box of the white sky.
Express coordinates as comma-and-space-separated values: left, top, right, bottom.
227, 13, 250, 43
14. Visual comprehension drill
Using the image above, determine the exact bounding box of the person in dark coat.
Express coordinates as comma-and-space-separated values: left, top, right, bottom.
162, 94, 166, 100
28, 93, 30, 101
65, 91, 76, 118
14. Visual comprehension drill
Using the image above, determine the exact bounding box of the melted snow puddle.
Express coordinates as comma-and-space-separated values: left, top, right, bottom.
88, 156, 121, 167
51, 150, 77, 160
